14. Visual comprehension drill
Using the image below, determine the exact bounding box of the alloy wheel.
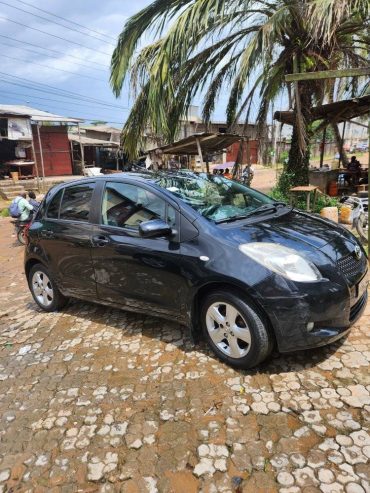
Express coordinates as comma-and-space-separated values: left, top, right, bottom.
205, 302, 251, 358
32, 271, 54, 307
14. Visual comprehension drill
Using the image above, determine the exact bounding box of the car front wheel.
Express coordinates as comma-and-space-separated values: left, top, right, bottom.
29, 263, 68, 312
201, 290, 272, 369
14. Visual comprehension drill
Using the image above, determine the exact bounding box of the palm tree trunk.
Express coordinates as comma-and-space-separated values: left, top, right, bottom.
285, 122, 310, 184
332, 122, 349, 166
283, 85, 312, 192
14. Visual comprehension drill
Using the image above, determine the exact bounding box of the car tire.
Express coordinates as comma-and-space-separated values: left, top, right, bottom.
29, 263, 68, 312
200, 290, 272, 369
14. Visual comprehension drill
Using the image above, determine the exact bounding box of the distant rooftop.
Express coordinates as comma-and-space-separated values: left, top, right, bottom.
0, 104, 83, 123
80, 124, 121, 133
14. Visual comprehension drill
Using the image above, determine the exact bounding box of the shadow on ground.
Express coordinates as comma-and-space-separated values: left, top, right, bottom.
26, 296, 347, 377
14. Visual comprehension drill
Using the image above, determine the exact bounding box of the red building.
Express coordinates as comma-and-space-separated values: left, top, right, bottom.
31, 125, 73, 176
226, 140, 259, 164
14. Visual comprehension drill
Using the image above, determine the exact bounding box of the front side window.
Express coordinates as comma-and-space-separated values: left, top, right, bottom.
59, 183, 94, 222
46, 189, 63, 219
157, 173, 274, 222
102, 181, 175, 230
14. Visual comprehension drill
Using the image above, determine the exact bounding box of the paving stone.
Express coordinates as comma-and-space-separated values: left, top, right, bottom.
277, 471, 294, 486
318, 468, 335, 484
0, 217, 370, 491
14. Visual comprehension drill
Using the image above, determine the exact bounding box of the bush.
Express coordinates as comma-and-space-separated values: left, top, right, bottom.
270, 185, 339, 214
278, 150, 289, 164
270, 166, 339, 214
0, 208, 9, 217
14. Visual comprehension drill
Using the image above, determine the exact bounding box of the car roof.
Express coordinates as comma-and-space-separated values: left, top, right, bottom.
54, 170, 205, 188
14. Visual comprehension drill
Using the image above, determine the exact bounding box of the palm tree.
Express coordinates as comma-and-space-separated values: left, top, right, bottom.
111, 0, 369, 187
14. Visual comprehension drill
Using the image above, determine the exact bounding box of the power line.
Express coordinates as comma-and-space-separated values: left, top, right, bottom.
0, 0, 116, 46
0, 16, 112, 57
0, 73, 128, 110
13, 0, 118, 43
0, 89, 126, 112
0, 53, 107, 82
0, 34, 109, 73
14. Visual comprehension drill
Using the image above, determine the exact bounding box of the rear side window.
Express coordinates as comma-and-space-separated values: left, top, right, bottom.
59, 183, 94, 222
46, 189, 63, 219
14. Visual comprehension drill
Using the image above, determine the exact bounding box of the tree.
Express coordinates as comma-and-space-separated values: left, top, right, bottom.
111, 0, 369, 186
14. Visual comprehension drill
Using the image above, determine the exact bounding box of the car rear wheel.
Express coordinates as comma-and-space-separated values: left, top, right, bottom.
201, 290, 272, 369
29, 263, 68, 312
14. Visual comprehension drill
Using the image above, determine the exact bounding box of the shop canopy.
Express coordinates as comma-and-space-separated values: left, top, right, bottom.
274, 95, 370, 126
147, 132, 242, 155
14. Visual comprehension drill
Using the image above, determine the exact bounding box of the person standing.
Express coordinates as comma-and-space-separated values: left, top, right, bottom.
9, 192, 33, 221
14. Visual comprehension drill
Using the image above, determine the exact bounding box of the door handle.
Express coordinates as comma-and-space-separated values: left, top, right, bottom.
92, 235, 110, 247
41, 229, 54, 238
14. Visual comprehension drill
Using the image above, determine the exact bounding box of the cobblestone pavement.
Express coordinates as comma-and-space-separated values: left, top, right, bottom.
0, 217, 369, 493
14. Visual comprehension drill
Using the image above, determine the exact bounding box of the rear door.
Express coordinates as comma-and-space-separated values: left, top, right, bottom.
91, 180, 188, 320
39, 182, 97, 298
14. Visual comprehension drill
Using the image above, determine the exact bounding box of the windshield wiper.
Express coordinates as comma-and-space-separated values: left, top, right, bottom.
216, 214, 251, 224
215, 202, 288, 224
244, 203, 284, 218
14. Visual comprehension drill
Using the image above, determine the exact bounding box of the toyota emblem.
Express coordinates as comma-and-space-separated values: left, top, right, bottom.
354, 246, 362, 260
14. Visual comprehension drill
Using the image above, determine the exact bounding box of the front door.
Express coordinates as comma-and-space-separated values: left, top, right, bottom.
39, 182, 97, 298
91, 180, 187, 320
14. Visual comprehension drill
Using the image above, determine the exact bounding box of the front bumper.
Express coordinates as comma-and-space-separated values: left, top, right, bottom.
259, 274, 368, 353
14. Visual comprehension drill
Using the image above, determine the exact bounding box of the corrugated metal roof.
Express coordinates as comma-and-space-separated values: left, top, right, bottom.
147, 132, 243, 155
81, 124, 121, 133
68, 134, 119, 147
0, 104, 83, 123
274, 95, 370, 125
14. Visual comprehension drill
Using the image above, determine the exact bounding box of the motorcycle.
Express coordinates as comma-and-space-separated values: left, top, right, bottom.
11, 219, 31, 245
339, 194, 368, 242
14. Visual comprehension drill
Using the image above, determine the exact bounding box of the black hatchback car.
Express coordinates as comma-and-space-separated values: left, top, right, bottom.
25, 172, 368, 369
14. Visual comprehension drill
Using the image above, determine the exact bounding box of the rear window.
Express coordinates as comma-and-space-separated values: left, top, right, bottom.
59, 183, 94, 222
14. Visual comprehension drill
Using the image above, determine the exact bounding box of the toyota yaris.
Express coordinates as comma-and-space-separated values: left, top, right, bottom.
25, 172, 368, 369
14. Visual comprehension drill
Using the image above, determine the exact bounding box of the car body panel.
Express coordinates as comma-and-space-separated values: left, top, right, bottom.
25, 172, 368, 356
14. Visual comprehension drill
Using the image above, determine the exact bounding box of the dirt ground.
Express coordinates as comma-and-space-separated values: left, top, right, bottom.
0, 217, 369, 492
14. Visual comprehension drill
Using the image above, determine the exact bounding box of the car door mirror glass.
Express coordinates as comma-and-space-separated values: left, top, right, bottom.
139, 219, 172, 238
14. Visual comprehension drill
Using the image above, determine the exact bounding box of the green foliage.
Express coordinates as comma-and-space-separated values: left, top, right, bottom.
271, 175, 339, 214
311, 121, 335, 142
110, 0, 369, 163
278, 150, 289, 164
0, 208, 9, 217
275, 170, 297, 197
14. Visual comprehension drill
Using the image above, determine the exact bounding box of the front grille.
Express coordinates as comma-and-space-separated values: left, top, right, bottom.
337, 252, 367, 281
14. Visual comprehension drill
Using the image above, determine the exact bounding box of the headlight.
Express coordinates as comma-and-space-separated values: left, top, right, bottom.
239, 242, 322, 282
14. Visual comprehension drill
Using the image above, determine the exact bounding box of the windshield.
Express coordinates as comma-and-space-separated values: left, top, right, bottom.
156, 173, 276, 222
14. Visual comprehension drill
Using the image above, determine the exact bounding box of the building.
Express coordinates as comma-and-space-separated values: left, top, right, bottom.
144, 105, 260, 165
68, 124, 122, 170
0, 104, 82, 180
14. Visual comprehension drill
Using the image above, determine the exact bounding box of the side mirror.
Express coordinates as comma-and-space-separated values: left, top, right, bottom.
139, 219, 172, 238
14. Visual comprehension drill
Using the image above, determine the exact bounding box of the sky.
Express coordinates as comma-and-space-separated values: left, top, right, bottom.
0, 0, 154, 128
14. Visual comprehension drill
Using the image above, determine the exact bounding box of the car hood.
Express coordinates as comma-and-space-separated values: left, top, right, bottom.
223, 209, 361, 262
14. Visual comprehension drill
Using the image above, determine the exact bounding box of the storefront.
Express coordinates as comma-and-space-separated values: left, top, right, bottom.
0, 105, 83, 183
0, 112, 35, 180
